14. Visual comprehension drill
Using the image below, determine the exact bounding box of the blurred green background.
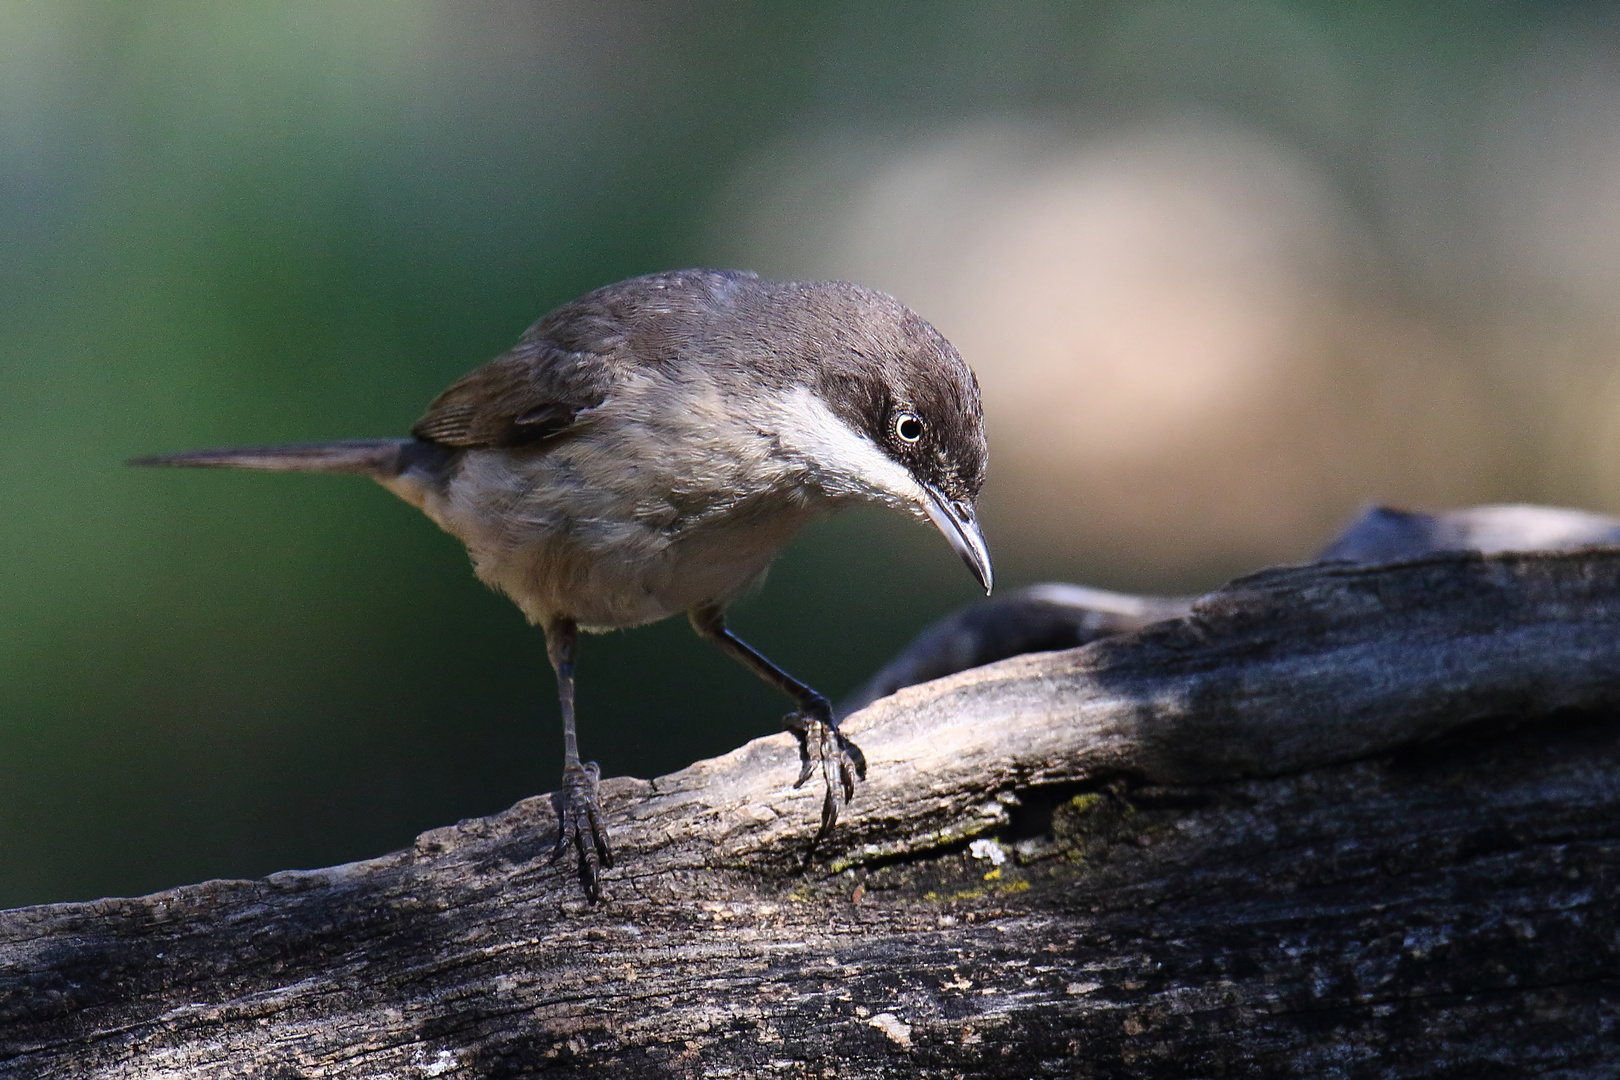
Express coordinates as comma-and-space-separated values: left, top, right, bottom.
6, 2, 1620, 907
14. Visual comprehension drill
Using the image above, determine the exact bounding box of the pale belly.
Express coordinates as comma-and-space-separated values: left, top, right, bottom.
412, 445, 828, 631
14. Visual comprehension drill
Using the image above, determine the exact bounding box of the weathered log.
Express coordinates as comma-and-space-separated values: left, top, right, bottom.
837, 582, 1193, 717
4, 547, 1620, 1077
841, 501, 1620, 715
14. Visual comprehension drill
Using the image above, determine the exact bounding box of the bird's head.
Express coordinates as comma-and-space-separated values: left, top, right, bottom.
752, 279, 993, 594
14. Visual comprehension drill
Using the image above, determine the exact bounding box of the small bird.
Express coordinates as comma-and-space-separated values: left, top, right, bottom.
133, 269, 992, 900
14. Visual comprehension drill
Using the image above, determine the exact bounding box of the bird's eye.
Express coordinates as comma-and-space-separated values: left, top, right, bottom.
894, 412, 924, 443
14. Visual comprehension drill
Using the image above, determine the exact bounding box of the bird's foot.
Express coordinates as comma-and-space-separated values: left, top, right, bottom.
551, 760, 612, 902
785, 704, 867, 857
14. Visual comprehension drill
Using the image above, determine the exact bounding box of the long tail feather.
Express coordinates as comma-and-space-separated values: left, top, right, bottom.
129, 439, 412, 476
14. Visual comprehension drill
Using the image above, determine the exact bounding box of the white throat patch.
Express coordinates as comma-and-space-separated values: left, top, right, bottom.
766, 385, 931, 514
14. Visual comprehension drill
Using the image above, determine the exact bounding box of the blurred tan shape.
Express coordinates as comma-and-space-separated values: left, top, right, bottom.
717, 119, 1495, 582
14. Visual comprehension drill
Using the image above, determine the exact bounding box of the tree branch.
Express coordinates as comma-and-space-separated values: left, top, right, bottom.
4, 548, 1620, 1077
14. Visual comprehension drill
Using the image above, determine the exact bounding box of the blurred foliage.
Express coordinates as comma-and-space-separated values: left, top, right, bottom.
0, 1, 1597, 905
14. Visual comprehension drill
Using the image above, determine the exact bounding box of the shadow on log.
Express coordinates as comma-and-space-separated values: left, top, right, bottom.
4, 538, 1620, 1076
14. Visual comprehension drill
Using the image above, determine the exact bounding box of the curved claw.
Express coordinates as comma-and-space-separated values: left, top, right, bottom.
794, 745, 816, 789
817, 784, 839, 844
834, 729, 867, 783
781, 711, 816, 788
788, 707, 870, 868
551, 761, 612, 902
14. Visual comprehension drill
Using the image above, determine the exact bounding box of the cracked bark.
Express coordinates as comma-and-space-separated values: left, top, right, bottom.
4, 547, 1620, 1078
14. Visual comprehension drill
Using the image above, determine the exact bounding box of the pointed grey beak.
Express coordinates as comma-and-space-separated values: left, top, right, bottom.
922, 488, 993, 595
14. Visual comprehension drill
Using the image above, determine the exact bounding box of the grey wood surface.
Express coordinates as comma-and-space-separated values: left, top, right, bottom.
4, 546, 1620, 1077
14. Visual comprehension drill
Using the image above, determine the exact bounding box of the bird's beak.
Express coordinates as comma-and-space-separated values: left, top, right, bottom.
921, 487, 993, 595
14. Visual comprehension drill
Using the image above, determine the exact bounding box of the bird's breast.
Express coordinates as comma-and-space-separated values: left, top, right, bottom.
416, 414, 827, 631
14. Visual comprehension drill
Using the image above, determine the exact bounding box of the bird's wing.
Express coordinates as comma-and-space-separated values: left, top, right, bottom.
410, 336, 612, 449
411, 269, 756, 450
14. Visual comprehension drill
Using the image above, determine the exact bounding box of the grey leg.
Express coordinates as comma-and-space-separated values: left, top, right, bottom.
546, 617, 611, 900
689, 604, 867, 850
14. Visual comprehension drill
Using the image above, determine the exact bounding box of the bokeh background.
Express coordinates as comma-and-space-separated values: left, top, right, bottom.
6, 1, 1620, 907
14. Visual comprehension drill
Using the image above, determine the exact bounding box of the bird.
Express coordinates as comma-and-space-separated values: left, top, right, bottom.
133, 268, 992, 901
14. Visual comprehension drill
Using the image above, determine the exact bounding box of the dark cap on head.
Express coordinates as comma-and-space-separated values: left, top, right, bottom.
719, 275, 988, 510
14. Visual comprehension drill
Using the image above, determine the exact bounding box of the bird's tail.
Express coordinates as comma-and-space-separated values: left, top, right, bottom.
129, 439, 414, 476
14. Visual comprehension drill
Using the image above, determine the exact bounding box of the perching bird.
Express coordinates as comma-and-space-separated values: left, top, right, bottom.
134, 268, 992, 901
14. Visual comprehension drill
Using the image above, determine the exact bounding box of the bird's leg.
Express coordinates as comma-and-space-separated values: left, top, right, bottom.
689, 605, 867, 851
545, 617, 612, 901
